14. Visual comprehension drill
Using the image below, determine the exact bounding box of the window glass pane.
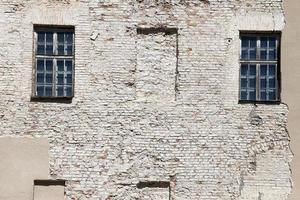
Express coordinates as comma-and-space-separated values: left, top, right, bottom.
241, 78, 247, 88
241, 37, 249, 48
45, 86, 52, 96
46, 74, 52, 84
58, 44, 64, 55
269, 65, 276, 76
241, 50, 248, 59
37, 60, 44, 71
269, 37, 276, 48
57, 86, 64, 97
261, 37, 268, 48
66, 45, 73, 55
37, 73, 44, 84
260, 91, 266, 100
241, 91, 247, 100
268, 90, 276, 100
46, 60, 53, 71
66, 74, 72, 84
37, 45, 44, 54
58, 33, 64, 43
37, 86, 44, 96
57, 60, 64, 71
260, 79, 266, 89
269, 49, 276, 60
249, 49, 256, 60
269, 78, 276, 88
260, 50, 267, 60
57, 74, 64, 84
249, 78, 256, 88
37, 32, 45, 43
66, 33, 73, 43
249, 65, 256, 76
66, 60, 72, 72
249, 37, 256, 48
249, 91, 256, 101
66, 86, 72, 96
46, 33, 53, 43
46, 44, 53, 55
260, 65, 267, 76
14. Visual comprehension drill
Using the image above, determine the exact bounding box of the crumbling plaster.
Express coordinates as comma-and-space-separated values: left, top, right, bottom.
0, 0, 293, 199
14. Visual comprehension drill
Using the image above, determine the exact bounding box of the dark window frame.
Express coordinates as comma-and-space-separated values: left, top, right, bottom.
31, 25, 75, 100
239, 32, 281, 104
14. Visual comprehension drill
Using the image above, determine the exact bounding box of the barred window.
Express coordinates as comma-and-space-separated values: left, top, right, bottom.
239, 33, 280, 102
33, 26, 75, 98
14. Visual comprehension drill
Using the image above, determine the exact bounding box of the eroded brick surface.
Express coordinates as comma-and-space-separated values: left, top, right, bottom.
0, 0, 292, 199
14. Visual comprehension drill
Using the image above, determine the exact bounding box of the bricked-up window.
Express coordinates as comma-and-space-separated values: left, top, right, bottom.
239, 33, 280, 102
33, 26, 74, 98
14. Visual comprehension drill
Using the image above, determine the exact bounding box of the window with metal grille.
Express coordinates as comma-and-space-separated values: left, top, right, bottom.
33, 26, 74, 98
239, 33, 280, 102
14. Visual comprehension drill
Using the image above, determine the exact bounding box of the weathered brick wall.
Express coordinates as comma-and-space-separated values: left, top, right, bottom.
0, 0, 292, 199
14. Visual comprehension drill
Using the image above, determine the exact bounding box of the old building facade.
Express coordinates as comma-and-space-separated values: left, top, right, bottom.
0, 0, 298, 199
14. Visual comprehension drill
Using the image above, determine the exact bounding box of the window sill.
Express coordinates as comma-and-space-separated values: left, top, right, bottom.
30, 96, 73, 103
238, 100, 281, 105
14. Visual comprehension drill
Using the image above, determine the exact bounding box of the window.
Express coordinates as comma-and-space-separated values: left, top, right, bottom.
239, 33, 280, 102
33, 26, 74, 98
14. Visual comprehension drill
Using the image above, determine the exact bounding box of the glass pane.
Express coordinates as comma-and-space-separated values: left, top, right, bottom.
57, 74, 64, 84
66, 86, 72, 96
66, 33, 73, 43
58, 33, 64, 43
269, 78, 276, 88
37, 86, 44, 96
269, 37, 276, 48
37, 45, 44, 54
46, 60, 53, 71
66, 45, 73, 55
249, 49, 256, 60
260, 91, 266, 100
260, 79, 266, 89
261, 37, 268, 48
269, 49, 276, 60
249, 78, 256, 88
37, 73, 44, 84
268, 90, 276, 100
57, 86, 64, 97
45, 86, 52, 96
66, 60, 72, 72
37, 60, 44, 71
58, 44, 64, 55
46, 33, 53, 43
249, 65, 256, 76
241, 91, 247, 100
249, 37, 256, 48
57, 60, 64, 71
46, 45, 53, 55
66, 74, 72, 84
37, 32, 45, 43
241, 37, 249, 48
46, 74, 52, 84
269, 65, 276, 76
241, 50, 248, 59
260, 65, 267, 76
249, 91, 256, 101
241, 78, 247, 88
260, 50, 267, 60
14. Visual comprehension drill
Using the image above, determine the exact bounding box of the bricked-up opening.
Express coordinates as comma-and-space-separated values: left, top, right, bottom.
136, 27, 179, 102
33, 180, 65, 200
137, 181, 171, 200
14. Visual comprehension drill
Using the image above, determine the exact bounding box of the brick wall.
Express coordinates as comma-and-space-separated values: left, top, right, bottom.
0, 0, 292, 199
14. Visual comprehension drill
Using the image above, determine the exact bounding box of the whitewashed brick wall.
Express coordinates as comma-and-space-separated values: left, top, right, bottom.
0, 0, 292, 199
